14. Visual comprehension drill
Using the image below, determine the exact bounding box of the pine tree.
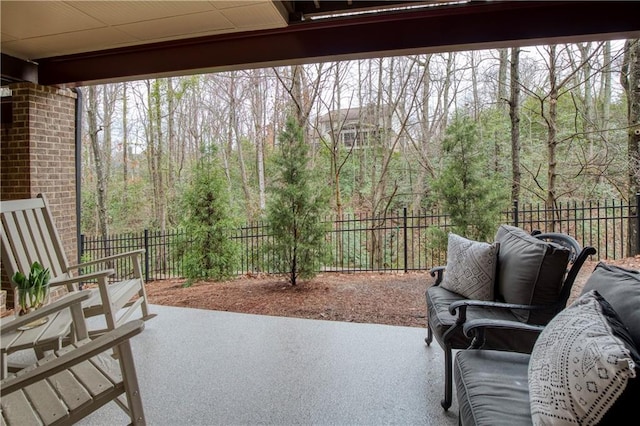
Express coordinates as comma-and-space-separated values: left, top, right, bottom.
430, 114, 508, 243
178, 151, 238, 284
265, 115, 329, 285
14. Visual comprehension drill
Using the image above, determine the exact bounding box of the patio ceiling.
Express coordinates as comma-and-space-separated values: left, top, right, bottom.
1, 1, 640, 88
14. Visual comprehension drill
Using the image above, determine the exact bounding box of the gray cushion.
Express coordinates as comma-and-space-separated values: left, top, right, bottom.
455, 349, 532, 426
440, 233, 499, 301
582, 261, 640, 348
528, 290, 638, 425
494, 225, 570, 323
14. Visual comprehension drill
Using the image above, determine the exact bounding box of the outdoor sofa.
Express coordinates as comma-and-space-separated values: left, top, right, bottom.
454, 262, 639, 425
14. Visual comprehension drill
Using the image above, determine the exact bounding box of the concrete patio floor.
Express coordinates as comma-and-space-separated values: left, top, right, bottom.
15, 304, 460, 425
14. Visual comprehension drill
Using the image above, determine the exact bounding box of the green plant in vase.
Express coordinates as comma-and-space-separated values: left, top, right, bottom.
12, 261, 51, 316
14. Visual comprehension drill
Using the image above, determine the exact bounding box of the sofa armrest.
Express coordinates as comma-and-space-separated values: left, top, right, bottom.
462, 318, 545, 349
429, 266, 446, 286
449, 299, 558, 324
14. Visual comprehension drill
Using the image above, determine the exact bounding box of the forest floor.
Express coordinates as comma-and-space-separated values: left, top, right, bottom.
145, 257, 640, 328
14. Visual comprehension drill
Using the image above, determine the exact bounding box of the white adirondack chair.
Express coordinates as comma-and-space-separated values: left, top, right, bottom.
1, 193, 155, 337
1, 290, 147, 425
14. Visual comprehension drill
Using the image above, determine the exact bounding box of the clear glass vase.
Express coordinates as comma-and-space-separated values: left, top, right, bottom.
15, 285, 50, 317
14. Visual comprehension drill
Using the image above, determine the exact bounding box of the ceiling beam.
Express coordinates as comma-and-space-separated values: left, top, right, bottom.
1, 54, 38, 86
31, 1, 640, 87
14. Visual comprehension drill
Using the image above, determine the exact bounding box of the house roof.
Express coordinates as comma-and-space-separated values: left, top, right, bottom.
2, 1, 639, 88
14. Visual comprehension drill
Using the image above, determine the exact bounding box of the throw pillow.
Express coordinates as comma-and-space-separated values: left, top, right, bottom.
528, 290, 638, 426
494, 224, 571, 323
440, 233, 499, 301
581, 261, 640, 348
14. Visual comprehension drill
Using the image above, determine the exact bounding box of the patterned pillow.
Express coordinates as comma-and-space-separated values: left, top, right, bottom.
528, 290, 638, 426
440, 233, 499, 301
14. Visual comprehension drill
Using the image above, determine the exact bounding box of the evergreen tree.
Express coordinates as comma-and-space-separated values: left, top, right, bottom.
178, 150, 238, 284
265, 115, 329, 285
430, 114, 508, 243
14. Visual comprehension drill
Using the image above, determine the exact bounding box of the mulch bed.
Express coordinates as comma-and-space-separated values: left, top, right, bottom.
145, 258, 640, 328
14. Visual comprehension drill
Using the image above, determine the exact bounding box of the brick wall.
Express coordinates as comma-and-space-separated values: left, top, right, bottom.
0, 83, 78, 306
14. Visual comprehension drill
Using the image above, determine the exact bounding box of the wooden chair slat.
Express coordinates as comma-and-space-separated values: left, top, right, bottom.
23, 380, 70, 425
0, 389, 44, 425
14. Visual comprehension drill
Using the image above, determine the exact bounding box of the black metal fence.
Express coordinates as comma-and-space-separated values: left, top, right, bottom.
80, 196, 640, 282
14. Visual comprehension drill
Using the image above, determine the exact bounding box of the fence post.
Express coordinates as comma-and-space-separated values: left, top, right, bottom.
78, 234, 85, 290
403, 207, 408, 273
79, 234, 85, 261
144, 229, 150, 282
512, 200, 519, 227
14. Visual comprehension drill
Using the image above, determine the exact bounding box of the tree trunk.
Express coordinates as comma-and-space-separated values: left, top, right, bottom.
621, 39, 640, 256
250, 69, 267, 211
498, 48, 509, 109
510, 47, 522, 204
101, 85, 116, 182
229, 72, 252, 215
442, 52, 454, 132
87, 86, 109, 245
122, 82, 129, 193
578, 43, 594, 154
412, 54, 435, 211
603, 41, 611, 141
546, 45, 559, 221
167, 78, 175, 203
147, 80, 166, 231
470, 51, 479, 119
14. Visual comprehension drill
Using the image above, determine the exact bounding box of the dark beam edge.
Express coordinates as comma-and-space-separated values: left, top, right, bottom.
1, 54, 38, 86
37, 1, 640, 87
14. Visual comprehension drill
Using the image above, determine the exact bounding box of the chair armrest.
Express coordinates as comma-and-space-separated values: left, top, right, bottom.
449, 299, 552, 315
0, 319, 145, 394
448, 299, 557, 326
67, 249, 145, 270
49, 269, 115, 288
1, 290, 91, 334
462, 318, 545, 349
429, 266, 446, 286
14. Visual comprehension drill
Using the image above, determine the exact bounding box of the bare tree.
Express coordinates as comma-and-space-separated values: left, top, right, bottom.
101, 84, 118, 181
509, 47, 522, 204
497, 49, 509, 109
602, 41, 612, 140
86, 85, 109, 242
621, 39, 640, 255
248, 68, 268, 211
142, 79, 167, 231
524, 44, 604, 217
122, 82, 129, 193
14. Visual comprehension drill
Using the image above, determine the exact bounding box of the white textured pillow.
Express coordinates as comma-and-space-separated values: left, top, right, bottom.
528, 290, 637, 426
440, 233, 498, 301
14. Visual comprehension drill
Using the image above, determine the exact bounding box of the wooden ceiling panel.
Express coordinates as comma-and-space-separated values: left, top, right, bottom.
115, 11, 234, 41
221, 3, 290, 28
212, 1, 268, 10
0, 1, 104, 39
69, 1, 216, 26
1, 27, 137, 59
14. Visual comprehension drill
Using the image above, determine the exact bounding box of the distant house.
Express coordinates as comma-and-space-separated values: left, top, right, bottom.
313, 105, 394, 149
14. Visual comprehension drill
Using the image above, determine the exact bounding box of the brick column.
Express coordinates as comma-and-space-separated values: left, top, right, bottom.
0, 82, 78, 305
